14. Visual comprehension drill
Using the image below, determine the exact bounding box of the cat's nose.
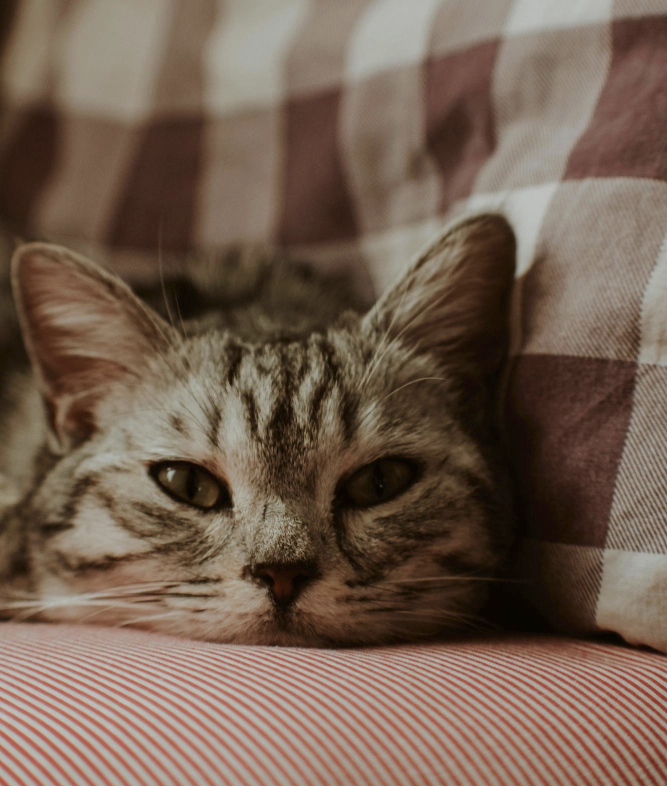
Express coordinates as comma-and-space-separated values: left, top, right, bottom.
248, 561, 319, 606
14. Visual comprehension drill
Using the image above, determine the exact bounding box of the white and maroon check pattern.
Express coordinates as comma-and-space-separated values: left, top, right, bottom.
0, 624, 666, 786
1, 1, 667, 650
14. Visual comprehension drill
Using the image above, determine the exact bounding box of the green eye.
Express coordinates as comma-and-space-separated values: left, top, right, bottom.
152, 462, 229, 510
341, 459, 417, 508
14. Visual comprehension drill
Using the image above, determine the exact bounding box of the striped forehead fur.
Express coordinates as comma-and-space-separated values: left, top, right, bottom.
0, 215, 516, 646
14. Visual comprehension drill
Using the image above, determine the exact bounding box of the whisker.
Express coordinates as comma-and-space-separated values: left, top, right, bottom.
381, 575, 524, 585
75, 600, 164, 623
0, 597, 161, 622
379, 377, 446, 403
0, 581, 182, 603
65, 581, 183, 599
157, 218, 177, 333
388, 609, 494, 634
117, 610, 185, 628
356, 376, 447, 430
173, 288, 188, 337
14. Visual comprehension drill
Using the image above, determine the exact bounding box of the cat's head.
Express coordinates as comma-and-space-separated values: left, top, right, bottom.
10, 214, 515, 645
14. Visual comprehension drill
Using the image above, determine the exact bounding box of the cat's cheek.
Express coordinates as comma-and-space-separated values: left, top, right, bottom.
30, 499, 172, 616
52, 499, 153, 564
30, 553, 175, 626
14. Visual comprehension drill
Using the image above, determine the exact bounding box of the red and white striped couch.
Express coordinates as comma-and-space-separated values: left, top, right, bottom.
2, 625, 666, 786
2, 1, 667, 783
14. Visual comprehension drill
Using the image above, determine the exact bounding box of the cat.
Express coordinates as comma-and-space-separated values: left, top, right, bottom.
0, 213, 516, 646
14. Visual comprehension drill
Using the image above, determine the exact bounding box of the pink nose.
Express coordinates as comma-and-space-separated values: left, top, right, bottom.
249, 562, 318, 605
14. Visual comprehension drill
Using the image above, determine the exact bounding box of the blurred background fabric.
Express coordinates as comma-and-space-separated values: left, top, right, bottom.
1, 0, 667, 652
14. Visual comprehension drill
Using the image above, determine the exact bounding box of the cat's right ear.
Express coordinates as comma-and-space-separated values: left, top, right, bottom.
11, 243, 176, 451
361, 214, 516, 378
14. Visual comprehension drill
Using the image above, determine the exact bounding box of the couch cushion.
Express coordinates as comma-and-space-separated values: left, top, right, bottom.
0, 625, 665, 786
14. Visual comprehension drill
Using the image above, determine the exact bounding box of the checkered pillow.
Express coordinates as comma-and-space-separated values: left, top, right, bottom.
1, 0, 666, 651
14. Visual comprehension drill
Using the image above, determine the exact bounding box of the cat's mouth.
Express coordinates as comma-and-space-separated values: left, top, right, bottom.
271, 603, 297, 630
234, 598, 353, 647
256, 605, 315, 643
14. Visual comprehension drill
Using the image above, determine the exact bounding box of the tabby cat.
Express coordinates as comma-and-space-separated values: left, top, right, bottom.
0, 214, 516, 646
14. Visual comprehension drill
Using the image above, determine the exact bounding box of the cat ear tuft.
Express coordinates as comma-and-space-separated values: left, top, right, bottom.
363, 214, 516, 376
11, 243, 175, 449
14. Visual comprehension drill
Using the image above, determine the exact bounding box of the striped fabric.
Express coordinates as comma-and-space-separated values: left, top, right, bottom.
1, 1, 667, 651
0, 624, 665, 786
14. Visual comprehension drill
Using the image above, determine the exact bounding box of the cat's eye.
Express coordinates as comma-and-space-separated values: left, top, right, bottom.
340, 459, 417, 508
151, 462, 230, 510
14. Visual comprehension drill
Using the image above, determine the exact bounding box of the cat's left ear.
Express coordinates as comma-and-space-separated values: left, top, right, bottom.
362, 214, 516, 376
11, 242, 175, 450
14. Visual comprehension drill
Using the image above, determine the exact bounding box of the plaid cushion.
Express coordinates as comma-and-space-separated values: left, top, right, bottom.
1, 0, 666, 650
1, 624, 666, 786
